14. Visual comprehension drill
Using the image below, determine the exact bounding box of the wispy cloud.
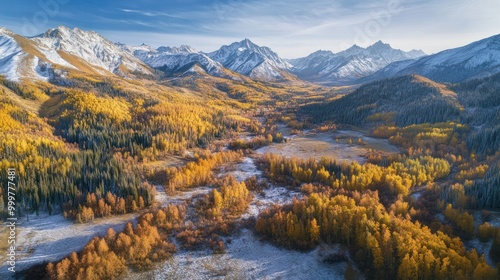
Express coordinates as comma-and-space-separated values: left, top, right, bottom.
118, 8, 183, 19
0, 0, 499, 57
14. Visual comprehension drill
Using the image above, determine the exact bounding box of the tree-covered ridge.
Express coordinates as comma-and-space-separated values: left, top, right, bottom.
2, 44, 500, 279
300, 75, 462, 127
0, 71, 253, 220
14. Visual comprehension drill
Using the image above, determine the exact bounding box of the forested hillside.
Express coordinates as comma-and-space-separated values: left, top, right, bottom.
301, 75, 462, 126
2, 28, 500, 280
0, 71, 254, 220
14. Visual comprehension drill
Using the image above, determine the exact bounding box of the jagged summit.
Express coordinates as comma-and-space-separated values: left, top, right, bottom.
208, 39, 291, 80
156, 45, 197, 54
289, 41, 426, 85
0, 27, 14, 35
365, 33, 500, 83
1, 26, 500, 86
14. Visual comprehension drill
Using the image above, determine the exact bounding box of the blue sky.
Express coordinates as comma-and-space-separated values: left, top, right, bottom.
1, 0, 499, 58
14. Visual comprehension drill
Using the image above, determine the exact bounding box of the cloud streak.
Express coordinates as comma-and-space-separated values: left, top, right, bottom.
118, 8, 183, 19
0, 0, 498, 58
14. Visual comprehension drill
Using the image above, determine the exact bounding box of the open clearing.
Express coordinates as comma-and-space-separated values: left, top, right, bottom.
0, 224, 11, 265
128, 157, 346, 280
0, 212, 139, 279
257, 130, 399, 163
127, 229, 347, 280
1, 152, 355, 279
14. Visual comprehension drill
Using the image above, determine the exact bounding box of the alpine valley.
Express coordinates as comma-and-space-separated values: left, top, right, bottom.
2, 25, 500, 280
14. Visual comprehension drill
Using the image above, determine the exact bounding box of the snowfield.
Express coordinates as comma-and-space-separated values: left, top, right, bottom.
0, 212, 139, 279
1, 156, 346, 279
127, 229, 347, 280
0, 30, 23, 81
128, 157, 343, 280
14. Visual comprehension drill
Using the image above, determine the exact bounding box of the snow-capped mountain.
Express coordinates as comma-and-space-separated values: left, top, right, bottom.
0, 28, 28, 81
120, 43, 227, 77
3, 26, 500, 86
290, 41, 425, 85
208, 39, 292, 81
365, 34, 500, 83
0, 26, 152, 81
32, 26, 151, 75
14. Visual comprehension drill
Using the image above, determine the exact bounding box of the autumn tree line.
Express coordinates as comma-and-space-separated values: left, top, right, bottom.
45, 173, 254, 279
255, 191, 497, 279
1, 74, 249, 221
46, 204, 185, 279
260, 153, 450, 196
145, 150, 244, 192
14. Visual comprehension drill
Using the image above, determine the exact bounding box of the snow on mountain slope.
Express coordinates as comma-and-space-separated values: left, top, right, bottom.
290, 41, 425, 85
366, 34, 500, 83
32, 26, 151, 76
0, 28, 58, 82
0, 26, 153, 81
0, 28, 25, 81
249, 60, 284, 80
208, 39, 292, 81
121, 43, 227, 77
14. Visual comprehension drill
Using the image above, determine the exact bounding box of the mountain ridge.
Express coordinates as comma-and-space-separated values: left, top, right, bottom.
207, 38, 292, 81
364, 34, 500, 83
289, 41, 426, 85
2, 26, 500, 86
0, 26, 153, 81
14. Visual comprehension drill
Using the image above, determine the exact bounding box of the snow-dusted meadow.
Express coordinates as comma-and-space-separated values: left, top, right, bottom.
0, 139, 371, 279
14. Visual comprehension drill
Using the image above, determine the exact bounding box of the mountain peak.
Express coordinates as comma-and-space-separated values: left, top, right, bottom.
367, 40, 392, 51
208, 38, 291, 79
0, 27, 14, 35
349, 44, 363, 50
240, 38, 255, 45
156, 45, 197, 54
233, 38, 260, 51
373, 40, 387, 45
310, 50, 335, 56
340, 44, 365, 56
40, 26, 100, 40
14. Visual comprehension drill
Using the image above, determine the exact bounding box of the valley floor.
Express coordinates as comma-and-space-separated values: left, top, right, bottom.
257, 129, 398, 163
2, 129, 387, 280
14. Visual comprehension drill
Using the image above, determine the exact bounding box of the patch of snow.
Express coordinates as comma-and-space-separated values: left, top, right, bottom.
467, 238, 494, 267
155, 185, 213, 207
37, 46, 76, 69
208, 39, 291, 80
218, 157, 262, 182
33, 57, 53, 81
0, 213, 139, 279
0, 33, 23, 81
127, 229, 347, 280
32, 26, 151, 75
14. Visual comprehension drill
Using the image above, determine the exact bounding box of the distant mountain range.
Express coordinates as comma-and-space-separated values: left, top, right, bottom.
289, 41, 425, 85
1, 26, 500, 85
117, 43, 228, 78
361, 34, 500, 84
301, 74, 462, 126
